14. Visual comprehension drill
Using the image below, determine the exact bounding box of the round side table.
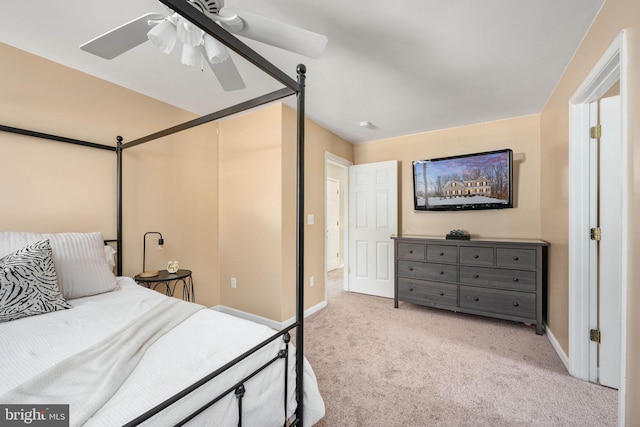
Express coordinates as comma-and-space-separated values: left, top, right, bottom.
134, 269, 194, 302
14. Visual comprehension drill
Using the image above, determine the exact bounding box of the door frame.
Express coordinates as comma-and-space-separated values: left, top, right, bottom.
324, 151, 352, 298
568, 30, 627, 423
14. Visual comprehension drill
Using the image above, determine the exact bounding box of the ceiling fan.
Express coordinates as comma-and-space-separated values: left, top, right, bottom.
80, 0, 328, 91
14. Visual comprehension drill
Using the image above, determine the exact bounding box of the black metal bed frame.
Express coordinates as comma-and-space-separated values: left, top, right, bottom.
1, 0, 308, 424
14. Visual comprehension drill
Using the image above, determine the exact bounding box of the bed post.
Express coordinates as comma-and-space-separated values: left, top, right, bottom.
116, 136, 123, 276
295, 64, 306, 426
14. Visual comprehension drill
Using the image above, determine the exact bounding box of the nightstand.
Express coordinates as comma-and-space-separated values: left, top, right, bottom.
134, 269, 195, 302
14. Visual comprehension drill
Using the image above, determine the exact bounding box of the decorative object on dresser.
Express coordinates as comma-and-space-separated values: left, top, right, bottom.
446, 229, 470, 240
140, 231, 164, 277
393, 236, 548, 334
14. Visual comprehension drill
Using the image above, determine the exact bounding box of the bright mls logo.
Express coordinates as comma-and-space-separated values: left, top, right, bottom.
1, 405, 69, 426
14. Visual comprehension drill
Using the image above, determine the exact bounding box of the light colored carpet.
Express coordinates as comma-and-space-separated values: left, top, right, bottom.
303, 268, 617, 426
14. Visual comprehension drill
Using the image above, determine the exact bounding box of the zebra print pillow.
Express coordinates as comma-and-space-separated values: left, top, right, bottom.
0, 239, 71, 322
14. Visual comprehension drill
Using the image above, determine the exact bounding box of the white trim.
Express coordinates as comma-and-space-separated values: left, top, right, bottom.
618, 32, 629, 427
568, 30, 627, 426
568, 101, 591, 380
282, 300, 328, 328
588, 100, 599, 384
211, 300, 328, 330
546, 325, 570, 373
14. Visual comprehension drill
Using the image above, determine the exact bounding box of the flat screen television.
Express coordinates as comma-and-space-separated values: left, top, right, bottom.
413, 148, 513, 211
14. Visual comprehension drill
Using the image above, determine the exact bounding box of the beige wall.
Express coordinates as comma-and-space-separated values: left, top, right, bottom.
218, 104, 353, 322
295, 110, 354, 318
123, 123, 219, 307
218, 104, 285, 321
354, 115, 541, 239
0, 42, 220, 307
540, 0, 640, 421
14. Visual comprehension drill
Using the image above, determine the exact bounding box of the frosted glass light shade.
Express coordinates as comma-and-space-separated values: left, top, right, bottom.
203, 35, 229, 64
147, 19, 177, 55
181, 44, 202, 67
177, 16, 203, 46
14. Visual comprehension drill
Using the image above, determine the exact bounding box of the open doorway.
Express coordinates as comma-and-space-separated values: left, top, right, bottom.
324, 152, 351, 301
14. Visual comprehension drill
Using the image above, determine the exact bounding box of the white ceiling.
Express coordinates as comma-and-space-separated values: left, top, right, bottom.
1, 0, 603, 144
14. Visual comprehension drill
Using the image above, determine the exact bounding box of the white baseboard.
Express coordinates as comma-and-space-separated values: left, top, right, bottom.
211, 300, 328, 330
546, 324, 570, 373
282, 300, 327, 328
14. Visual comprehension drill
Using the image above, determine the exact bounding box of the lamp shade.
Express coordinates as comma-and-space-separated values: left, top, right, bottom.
181, 44, 202, 67
147, 18, 177, 55
203, 35, 229, 64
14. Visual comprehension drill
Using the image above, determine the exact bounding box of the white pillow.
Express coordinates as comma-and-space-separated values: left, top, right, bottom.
103, 245, 117, 270
43, 232, 117, 299
0, 232, 44, 258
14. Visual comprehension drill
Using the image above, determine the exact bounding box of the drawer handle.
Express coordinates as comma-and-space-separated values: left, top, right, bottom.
439, 252, 444, 256
409, 250, 413, 254
409, 287, 414, 292
513, 277, 519, 282
439, 292, 444, 296
409, 267, 414, 271
513, 302, 519, 307
474, 297, 479, 302
474, 254, 479, 259
473, 274, 479, 279
439, 271, 444, 275
513, 256, 519, 261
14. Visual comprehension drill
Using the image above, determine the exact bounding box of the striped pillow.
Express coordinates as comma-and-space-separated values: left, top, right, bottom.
44, 232, 117, 299
0, 239, 71, 322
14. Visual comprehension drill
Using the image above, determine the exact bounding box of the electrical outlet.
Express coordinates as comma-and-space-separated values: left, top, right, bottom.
310, 276, 314, 287
231, 277, 237, 289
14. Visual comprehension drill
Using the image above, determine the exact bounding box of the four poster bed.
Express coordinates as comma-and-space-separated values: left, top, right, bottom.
0, 0, 323, 425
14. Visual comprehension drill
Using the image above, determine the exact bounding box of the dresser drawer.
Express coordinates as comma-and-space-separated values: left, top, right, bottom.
398, 278, 458, 307
422, 262, 458, 283
398, 261, 458, 283
397, 260, 425, 279
459, 266, 536, 292
497, 248, 536, 269
460, 286, 535, 319
397, 242, 426, 260
459, 246, 494, 266
426, 245, 458, 264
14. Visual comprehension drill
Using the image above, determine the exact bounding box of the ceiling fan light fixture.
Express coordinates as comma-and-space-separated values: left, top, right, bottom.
147, 18, 177, 55
181, 43, 202, 67
203, 35, 229, 64
176, 15, 204, 46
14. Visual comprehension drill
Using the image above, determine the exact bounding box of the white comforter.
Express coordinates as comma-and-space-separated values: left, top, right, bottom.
0, 278, 325, 426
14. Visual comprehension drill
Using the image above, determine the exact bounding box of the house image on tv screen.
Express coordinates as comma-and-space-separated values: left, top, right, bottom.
413, 149, 512, 210
443, 177, 492, 198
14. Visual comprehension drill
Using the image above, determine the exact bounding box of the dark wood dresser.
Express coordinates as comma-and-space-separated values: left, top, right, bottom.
393, 236, 549, 334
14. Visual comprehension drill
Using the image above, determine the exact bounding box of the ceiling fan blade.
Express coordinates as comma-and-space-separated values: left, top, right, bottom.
207, 56, 246, 91
80, 13, 165, 59
219, 7, 328, 59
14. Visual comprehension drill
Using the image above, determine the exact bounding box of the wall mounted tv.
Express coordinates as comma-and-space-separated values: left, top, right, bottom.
413, 148, 513, 211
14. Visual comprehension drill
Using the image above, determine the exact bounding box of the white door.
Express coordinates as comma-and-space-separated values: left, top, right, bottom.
348, 160, 398, 298
326, 178, 340, 271
595, 95, 622, 389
